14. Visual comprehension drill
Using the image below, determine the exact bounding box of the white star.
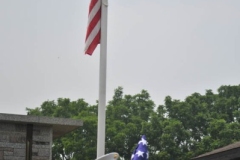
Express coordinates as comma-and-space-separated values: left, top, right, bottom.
136, 150, 144, 157
131, 154, 134, 160
138, 138, 148, 145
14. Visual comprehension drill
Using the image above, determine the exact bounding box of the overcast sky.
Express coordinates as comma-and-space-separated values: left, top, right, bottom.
0, 0, 240, 115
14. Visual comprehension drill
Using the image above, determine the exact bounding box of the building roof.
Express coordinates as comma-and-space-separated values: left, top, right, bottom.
0, 113, 83, 139
192, 141, 240, 160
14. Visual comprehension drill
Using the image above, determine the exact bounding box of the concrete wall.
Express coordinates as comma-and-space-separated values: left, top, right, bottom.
32, 125, 52, 160
0, 122, 26, 160
0, 122, 52, 160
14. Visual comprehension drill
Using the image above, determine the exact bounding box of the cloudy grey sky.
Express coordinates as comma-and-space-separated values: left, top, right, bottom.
0, 0, 240, 115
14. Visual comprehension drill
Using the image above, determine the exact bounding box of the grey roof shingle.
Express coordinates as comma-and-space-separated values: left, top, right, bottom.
193, 141, 240, 159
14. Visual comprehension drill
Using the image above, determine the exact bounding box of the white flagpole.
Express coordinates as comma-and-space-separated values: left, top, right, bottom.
97, 0, 108, 158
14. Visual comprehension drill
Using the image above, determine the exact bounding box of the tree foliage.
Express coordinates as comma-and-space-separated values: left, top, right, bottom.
26, 84, 240, 160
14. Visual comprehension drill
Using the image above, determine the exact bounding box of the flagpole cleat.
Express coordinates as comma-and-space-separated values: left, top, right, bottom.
96, 152, 119, 160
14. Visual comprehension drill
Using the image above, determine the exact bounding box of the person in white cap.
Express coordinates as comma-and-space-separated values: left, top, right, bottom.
96, 152, 119, 160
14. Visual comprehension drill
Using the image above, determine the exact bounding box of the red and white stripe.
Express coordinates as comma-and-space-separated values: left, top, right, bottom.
85, 0, 101, 55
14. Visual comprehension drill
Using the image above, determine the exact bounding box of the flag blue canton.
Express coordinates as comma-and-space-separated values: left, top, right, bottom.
131, 135, 149, 160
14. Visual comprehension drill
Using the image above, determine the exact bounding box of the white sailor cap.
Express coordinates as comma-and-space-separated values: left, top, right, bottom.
96, 152, 119, 160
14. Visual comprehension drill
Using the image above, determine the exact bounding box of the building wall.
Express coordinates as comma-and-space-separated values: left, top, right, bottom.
32, 125, 52, 160
0, 122, 26, 160
0, 122, 52, 160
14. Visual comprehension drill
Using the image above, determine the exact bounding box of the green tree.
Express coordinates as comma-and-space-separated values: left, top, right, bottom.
106, 87, 155, 159
26, 84, 240, 160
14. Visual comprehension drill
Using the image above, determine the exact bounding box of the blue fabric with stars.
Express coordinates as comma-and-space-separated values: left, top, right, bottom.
131, 135, 148, 160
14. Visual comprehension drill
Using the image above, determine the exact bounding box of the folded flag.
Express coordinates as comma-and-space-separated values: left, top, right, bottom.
131, 135, 149, 160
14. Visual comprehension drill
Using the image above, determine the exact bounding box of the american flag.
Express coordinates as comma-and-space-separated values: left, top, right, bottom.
131, 135, 149, 160
85, 0, 101, 55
